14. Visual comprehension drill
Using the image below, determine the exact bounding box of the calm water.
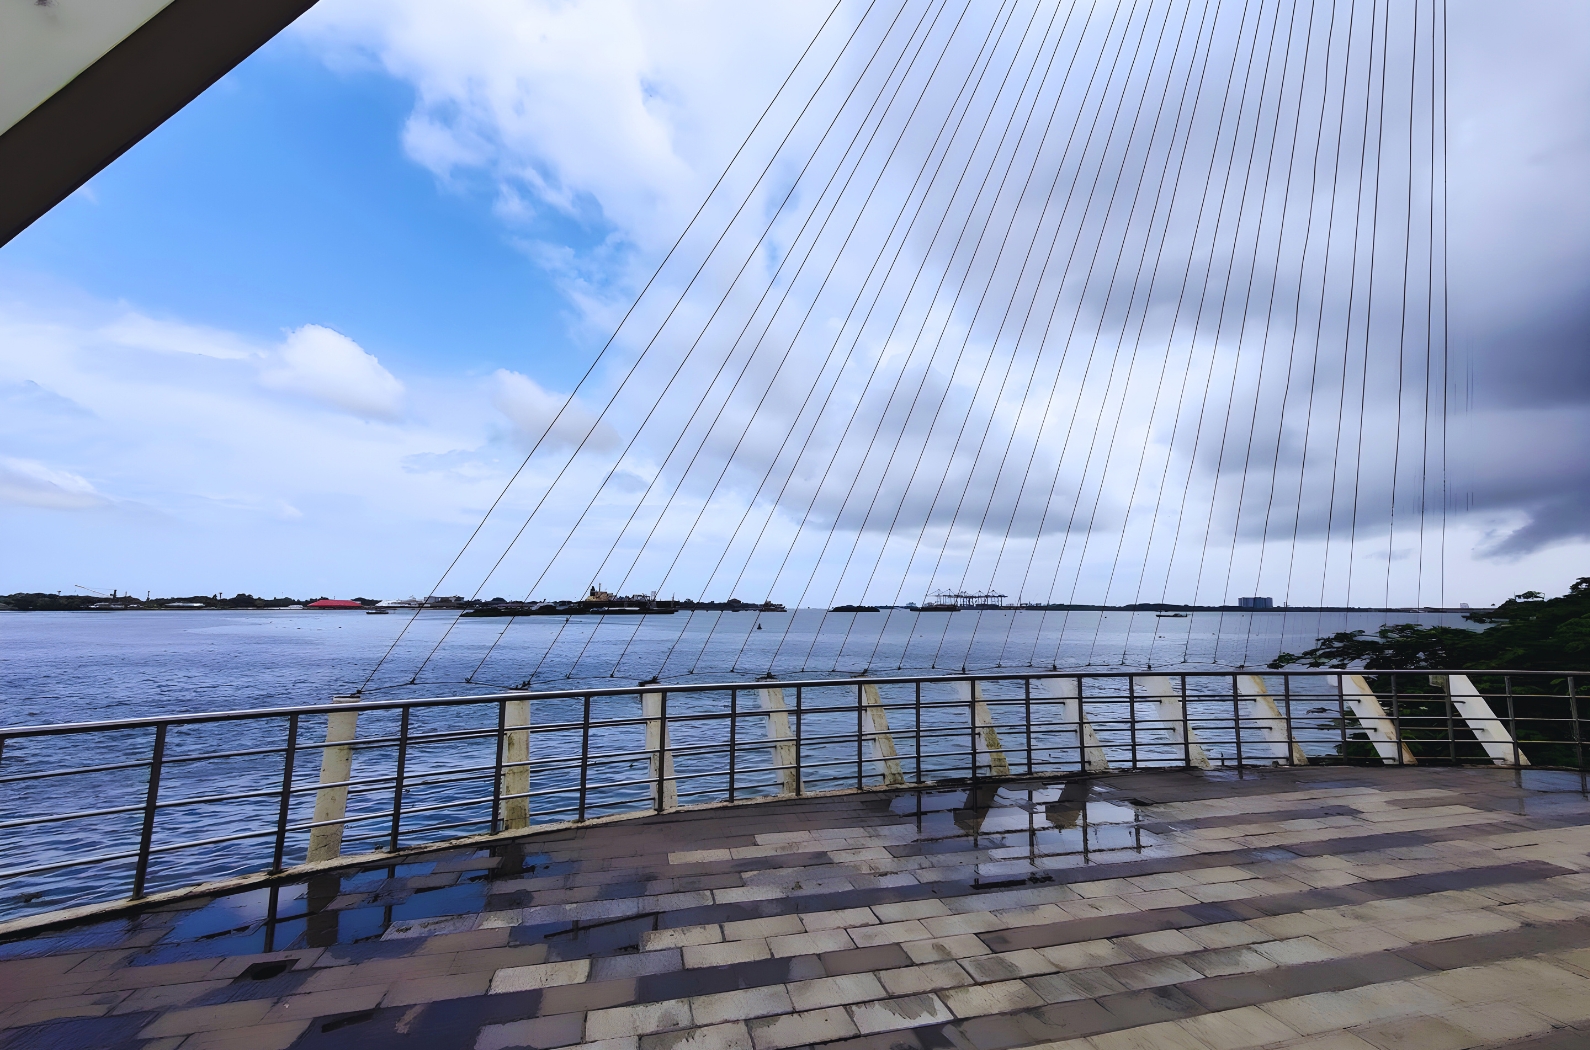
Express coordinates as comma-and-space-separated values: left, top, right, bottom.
1, 606, 1476, 721
1, 607, 1477, 919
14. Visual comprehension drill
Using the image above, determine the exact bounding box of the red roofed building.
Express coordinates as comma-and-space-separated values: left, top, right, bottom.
306, 599, 363, 609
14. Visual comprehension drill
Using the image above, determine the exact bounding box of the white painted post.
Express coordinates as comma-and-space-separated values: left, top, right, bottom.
1438, 674, 1529, 767
1237, 675, 1308, 765
642, 692, 678, 810
955, 681, 1010, 776
499, 697, 531, 830
759, 687, 800, 796
1137, 677, 1211, 769
860, 684, 906, 787
307, 695, 360, 862
1335, 675, 1416, 765
1035, 678, 1109, 771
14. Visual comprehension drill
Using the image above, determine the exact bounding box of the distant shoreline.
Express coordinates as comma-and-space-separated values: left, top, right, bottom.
1, 595, 1483, 615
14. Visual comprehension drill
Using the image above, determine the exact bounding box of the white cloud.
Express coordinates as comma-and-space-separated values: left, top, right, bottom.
100, 313, 255, 360
0, 456, 106, 510
492, 368, 617, 451
259, 324, 405, 420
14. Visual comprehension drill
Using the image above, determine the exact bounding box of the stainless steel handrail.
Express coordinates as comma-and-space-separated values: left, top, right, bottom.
0, 667, 1584, 923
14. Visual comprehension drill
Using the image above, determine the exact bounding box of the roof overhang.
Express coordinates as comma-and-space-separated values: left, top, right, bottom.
0, 0, 321, 248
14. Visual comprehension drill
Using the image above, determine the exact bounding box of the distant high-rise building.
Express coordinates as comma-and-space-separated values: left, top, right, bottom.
1238, 596, 1274, 610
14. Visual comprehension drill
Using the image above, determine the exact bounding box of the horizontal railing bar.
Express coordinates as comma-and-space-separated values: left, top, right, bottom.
2, 669, 1580, 737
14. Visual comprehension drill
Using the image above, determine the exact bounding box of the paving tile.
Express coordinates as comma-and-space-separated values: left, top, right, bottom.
684, 941, 773, 968
490, 959, 592, 993
1087, 1019, 1214, 1050
770, 930, 855, 958
587, 1000, 695, 1040
1026, 971, 1119, 1004
1350, 1014, 1482, 1050
383, 970, 492, 1006
1174, 1004, 1298, 1048
902, 935, 992, 965
848, 993, 955, 1033
747, 1006, 859, 1050
876, 961, 971, 997
787, 973, 887, 1011
477, 1012, 587, 1050
136, 999, 276, 1038
1257, 982, 1453, 1036
1106, 956, 1205, 991
820, 944, 913, 976
260, 984, 389, 1025
937, 978, 1046, 1018
180, 1019, 312, 1050
2, 991, 128, 1027
689, 985, 794, 1026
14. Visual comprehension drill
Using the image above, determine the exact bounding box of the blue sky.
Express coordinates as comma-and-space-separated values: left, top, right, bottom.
3, 34, 592, 389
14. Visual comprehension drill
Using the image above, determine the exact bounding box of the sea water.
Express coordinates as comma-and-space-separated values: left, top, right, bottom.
1, 605, 1477, 721
0, 607, 1477, 917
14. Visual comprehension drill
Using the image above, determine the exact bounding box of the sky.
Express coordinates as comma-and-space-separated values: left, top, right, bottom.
1, 0, 1586, 610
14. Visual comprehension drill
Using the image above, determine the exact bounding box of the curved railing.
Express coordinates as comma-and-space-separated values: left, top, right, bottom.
1, 668, 1584, 928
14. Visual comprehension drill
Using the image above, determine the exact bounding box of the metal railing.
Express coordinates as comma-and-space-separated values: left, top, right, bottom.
1, 668, 1585, 924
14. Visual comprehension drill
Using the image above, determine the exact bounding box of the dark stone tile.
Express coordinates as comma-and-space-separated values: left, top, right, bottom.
590, 950, 683, 982
942, 1012, 1053, 1050
637, 957, 794, 1001
536, 977, 638, 1015
0, 1011, 156, 1050
1396, 918, 1590, 971
1023, 998, 1120, 1040
1096, 985, 1204, 1028
818, 944, 912, 976
1180, 951, 1431, 1012
290, 988, 543, 1050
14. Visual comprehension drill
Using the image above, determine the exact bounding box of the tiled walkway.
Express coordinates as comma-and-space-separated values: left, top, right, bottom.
5, 767, 1590, 1050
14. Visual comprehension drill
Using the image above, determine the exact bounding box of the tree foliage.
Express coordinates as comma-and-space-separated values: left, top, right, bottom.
1271, 577, 1590, 671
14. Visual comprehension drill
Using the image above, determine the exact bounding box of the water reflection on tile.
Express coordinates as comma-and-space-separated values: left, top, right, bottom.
5, 766, 1590, 1050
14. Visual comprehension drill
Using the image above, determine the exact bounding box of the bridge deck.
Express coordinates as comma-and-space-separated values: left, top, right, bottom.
4, 766, 1590, 1050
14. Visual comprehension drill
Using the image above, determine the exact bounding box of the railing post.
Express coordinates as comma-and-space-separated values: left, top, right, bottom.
1128, 676, 1139, 769
498, 696, 532, 832
307, 695, 360, 863
856, 684, 864, 791
914, 680, 922, 785
1390, 675, 1405, 766
1024, 678, 1034, 774
578, 695, 591, 821
794, 686, 803, 795
131, 723, 167, 898
729, 689, 738, 803
1506, 676, 1521, 767
1231, 676, 1244, 768
388, 707, 407, 854
644, 691, 677, 811
861, 683, 905, 787
489, 700, 507, 834
273, 713, 300, 871
1281, 675, 1298, 766
1570, 676, 1584, 771
760, 687, 799, 796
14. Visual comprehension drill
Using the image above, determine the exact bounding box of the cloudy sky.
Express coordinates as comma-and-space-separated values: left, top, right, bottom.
0, 0, 1585, 609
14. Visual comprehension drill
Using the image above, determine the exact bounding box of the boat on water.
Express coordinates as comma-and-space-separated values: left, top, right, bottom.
1156, 612, 1190, 618
366, 608, 390, 614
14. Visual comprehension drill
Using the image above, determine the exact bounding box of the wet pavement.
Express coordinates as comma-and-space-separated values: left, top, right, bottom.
4, 766, 1590, 1049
